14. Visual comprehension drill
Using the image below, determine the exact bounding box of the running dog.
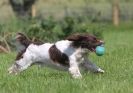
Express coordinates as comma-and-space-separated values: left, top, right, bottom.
8, 33, 104, 78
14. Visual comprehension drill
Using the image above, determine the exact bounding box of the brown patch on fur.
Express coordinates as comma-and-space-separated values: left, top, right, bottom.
66, 34, 91, 48
49, 45, 69, 66
15, 49, 26, 60
66, 34, 85, 41
66, 34, 84, 48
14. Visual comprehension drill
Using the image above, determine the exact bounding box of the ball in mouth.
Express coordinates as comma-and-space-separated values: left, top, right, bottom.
95, 45, 105, 56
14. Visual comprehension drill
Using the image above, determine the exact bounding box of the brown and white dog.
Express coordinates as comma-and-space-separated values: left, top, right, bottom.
8, 33, 104, 78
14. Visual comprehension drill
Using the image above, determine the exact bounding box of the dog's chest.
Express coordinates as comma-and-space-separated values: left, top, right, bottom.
74, 48, 87, 62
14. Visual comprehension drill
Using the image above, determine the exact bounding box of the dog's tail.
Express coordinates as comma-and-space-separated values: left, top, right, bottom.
15, 32, 31, 48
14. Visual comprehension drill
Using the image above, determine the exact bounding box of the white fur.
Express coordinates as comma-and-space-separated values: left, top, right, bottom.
8, 40, 104, 78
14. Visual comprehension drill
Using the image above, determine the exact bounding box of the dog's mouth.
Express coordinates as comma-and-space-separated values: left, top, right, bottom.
90, 47, 97, 52
88, 40, 104, 52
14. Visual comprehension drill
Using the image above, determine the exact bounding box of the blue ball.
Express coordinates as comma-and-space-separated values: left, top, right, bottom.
96, 46, 105, 56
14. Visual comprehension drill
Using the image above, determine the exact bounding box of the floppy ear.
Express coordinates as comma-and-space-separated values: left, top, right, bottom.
66, 34, 85, 41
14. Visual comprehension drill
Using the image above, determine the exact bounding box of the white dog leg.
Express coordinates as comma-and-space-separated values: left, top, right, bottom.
68, 58, 82, 79
69, 66, 82, 79
8, 61, 32, 75
8, 51, 34, 74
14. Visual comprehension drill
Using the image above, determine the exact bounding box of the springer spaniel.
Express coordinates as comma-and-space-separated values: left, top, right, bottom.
8, 33, 104, 78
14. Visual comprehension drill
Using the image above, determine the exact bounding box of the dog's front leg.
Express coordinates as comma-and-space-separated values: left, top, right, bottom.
80, 57, 104, 73
69, 56, 82, 79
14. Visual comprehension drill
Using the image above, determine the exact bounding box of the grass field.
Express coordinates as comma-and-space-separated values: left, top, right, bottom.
0, 29, 133, 93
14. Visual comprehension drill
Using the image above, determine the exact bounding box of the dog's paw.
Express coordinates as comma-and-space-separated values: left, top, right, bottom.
96, 68, 105, 73
69, 67, 82, 79
8, 65, 19, 75
72, 74, 82, 79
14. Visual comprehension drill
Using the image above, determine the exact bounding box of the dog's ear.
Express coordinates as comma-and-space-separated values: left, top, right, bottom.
66, 34, 85, 41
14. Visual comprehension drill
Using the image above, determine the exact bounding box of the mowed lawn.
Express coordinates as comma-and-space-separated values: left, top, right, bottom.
0, 30, 133, 93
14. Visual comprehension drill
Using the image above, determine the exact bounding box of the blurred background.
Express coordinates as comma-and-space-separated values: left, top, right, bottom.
0, 0, 133, 53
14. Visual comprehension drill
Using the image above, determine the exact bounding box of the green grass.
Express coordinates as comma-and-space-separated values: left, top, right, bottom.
0, 30, 133, 93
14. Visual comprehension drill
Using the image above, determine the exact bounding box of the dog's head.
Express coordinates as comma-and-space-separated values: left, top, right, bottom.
66, 34, 104, 52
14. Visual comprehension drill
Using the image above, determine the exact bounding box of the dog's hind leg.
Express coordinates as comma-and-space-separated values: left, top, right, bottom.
80, 57, 104, 73
8, 50, 35, 75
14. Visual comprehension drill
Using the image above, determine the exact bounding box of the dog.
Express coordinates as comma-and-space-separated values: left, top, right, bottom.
8, 33, 104, 78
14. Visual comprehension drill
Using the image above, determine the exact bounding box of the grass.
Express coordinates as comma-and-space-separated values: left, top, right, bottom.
0, 29, 133, 93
